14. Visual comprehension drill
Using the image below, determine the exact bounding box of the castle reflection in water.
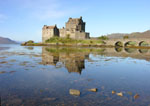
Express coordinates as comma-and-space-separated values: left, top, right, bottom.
42, 47, 90, 74
41, 47, 150, 74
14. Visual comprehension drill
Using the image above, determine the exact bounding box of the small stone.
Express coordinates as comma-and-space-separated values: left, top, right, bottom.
0, 61, 8, 64
117, 92, 123, 97
88, 88, 98, 92
112, 91, 116, 94
69, 89, 80, 96
134, 94, 140, 99
43, 98, 56, 101
0, 71, 6, 74
0, 57, 6, 59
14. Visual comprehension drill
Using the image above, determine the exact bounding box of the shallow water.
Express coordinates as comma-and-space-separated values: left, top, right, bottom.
0, 44, 150, 106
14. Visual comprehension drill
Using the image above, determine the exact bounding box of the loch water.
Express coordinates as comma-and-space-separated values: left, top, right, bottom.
0, 44, 150, 106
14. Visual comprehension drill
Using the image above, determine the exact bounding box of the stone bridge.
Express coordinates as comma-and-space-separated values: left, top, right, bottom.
104, 38, 150, 47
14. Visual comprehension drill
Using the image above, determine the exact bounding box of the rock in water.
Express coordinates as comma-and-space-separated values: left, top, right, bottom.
117, 92, 123, 97
112, 91, 116, 94
43, 98, 56, 101
69, 89, 80, 96
134, 94, 140, 99
0, 71, 6, 74
88, 88, 98, 92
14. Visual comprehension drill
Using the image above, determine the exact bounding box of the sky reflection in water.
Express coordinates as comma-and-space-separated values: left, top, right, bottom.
0, 45, 150, 106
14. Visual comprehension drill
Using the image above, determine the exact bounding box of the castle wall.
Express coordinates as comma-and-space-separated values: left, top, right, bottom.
86, 33, 90, 39
65, 30, 76, 39
81, 22, 85, 32
65, 18, 85, 32
66, 23, 76, 31
54, 27, 59, 37
42, 25, 59, 43
76, 23, 85, 32
60, 30, 89, 40
75, 31, 87, 40
42, 28, 54, 43
59, 28, 66, 38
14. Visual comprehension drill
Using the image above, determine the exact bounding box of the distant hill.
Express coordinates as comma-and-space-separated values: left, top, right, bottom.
0, 36, 18, 44
106, 30, 150, 39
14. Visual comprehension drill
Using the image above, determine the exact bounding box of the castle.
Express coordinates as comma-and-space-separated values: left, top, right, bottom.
42, 16, 90, 43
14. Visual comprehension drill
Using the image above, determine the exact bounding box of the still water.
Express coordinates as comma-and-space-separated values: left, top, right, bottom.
0, 44, 150, 106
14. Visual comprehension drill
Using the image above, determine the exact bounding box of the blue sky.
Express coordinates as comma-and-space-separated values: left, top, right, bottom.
0, 0, 150, 42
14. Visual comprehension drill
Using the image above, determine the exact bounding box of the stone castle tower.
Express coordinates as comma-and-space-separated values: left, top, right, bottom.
42, 16, 90, 43
42, 25, 59, 43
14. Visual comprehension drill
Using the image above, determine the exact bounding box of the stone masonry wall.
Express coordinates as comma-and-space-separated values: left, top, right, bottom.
42, 28, 54, 42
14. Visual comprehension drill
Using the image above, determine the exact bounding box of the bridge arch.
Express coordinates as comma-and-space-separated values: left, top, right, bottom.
124, 48, 137, 53
124, 41, 137, 47
115, 47, 123, 52
139, 49, 149, 53
139, 41, 149, 46
115, 41, 123, 47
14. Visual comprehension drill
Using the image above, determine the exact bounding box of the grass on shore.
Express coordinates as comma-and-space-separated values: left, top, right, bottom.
45, 47, 106, 54
45, 37, 105, 45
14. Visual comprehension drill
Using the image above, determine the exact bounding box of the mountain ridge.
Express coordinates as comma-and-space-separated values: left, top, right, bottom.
106, 30, 150, 39
0, 36, 18, 44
